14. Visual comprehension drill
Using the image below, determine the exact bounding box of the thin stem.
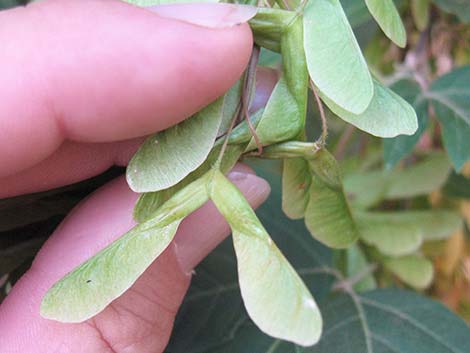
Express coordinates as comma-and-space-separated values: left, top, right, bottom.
242, 46, 262, 155
214, 103, 242, 170
334, 125, 355, 160
214, 46, 260, 168
309, 80, 328, 146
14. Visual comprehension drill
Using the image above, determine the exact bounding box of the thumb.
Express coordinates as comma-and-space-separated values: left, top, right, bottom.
0, 0, 255, 177
0, 165, 270, 353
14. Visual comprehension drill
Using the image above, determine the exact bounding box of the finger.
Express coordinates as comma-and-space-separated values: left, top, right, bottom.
0, 68, 279, 198
0, 165, 270, 353
0, 0, 255, 177
0, 138, 144, 198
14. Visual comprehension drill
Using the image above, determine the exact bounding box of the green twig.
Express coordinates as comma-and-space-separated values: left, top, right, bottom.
245, 140, 321, 159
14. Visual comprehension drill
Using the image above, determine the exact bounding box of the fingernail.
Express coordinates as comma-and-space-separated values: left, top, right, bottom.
146, 3, 257, 29
174, 171, 270, 274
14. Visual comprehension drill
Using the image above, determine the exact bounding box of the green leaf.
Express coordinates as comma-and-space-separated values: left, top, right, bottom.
282, 158, 311, 219
344, 244, 377, 291
383, 79, 428, 169
384, 255, 434, 289
169, 233, 470, 352
304, 0, 373, 114
41, 174, 211, 322
364, 0, 406, 47
427, 66, 470, 171
127, 97, 226, 192
443, 171, 470, 199
167, 161, 469, 352
312, 288, 470, 353
356, 212, 424, 256
258, 48, 282, 67
305, 150, 359, 248
209, 170, 322, 346
322, 80, 418, 137
432, 0, 470, 23
341, 0, 374, 28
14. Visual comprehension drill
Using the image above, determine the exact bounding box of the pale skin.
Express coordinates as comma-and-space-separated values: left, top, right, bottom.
0, 1, 273, 352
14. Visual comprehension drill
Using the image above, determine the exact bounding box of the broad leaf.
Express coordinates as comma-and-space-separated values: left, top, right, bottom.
167, 163, 470, 352
304, 0, 373, 114
427, 66, 470, 171
432, 0, 470, 23
41, 174, 211, 322
384, 255, 434, 289
383, 79, 428, 169
305, 150, 359, 248
339, 244, 377, 292
365, 0, 406, 47
322, 80, 418, 137
312, 289, 470, 353
168, 242, 469, 352
282, 158, 311, 219
443, 171, 470, 199
209, 170, 322, 346
127, 97, 225, 192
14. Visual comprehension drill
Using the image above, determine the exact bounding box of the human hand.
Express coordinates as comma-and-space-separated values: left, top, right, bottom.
0, 1, 271, 352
